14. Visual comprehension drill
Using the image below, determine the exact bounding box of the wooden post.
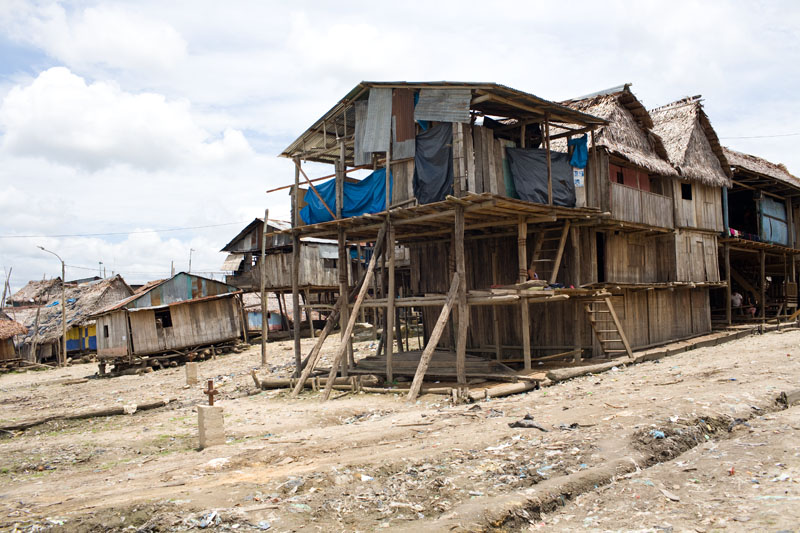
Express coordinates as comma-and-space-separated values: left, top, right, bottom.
292, 222, 388, 396
260, 210, 269, 366
454, 205, 468, 391
356, 243, 365, 322
491, 244, 501, 360
338, 227, 351, 376
518, 217, 531, 369
725, 243, 732, 325
590, 129, 599, 209
407, 273, 461, 402
570, 227, 582, 362
545, 115, 552, 206
336, 142, 344, 219
321, 232, 389, 401
520, 123, 526, 148
303, 288, 314, 338
385, 143, 391, 211
386, 217, 395, 383
293, 158, 301, 226
291, 231, 301, 377
760, 249, 766, 321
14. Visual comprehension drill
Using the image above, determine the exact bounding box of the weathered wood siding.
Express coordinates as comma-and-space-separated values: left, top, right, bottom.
609, 182, 674, 228
674, 230, 720, 282
673, 181, 724, 231
96, 311, 130, 357
604, 231, 676, 283
128, 297, 241, 355
261, 244, 346, 290
0, 339, 15, 361
127, 273, 236, 309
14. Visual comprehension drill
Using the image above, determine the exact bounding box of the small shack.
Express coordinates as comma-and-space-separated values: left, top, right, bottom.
94, 272, 243, 369
17, 275, 134, 362
0, 310, 27, 364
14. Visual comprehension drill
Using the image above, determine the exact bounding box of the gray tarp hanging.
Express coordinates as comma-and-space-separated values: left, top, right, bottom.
413, 122, 454, 204
414, 89, 471, 123
506, 148, 575, 207
361, 88, 392, 153
353, 100, 371, 166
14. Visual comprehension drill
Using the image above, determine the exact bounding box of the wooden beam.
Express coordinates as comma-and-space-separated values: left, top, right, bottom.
454, 205, 468, 390
518, 217, 531, 370
296, 159, 335, 220
260, 209, 269, 366
545, 115, 553, 205
491, 244, 501, 360
291, 231, 301, 376
291, 222, 388, 396
549, 220, 571, 284
406, 273, 461, 402
760, 249, 766, 321
338, 228, 350, 376
386, 217, 395, 382
725, 243, 732, 325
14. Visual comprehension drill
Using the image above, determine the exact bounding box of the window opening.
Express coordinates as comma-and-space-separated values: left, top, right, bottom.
155, 308, 173, 328
681, 183, 692, 200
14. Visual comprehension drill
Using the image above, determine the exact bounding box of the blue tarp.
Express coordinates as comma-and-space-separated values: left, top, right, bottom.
300, 168, 393, 225
568, 134, 588, 169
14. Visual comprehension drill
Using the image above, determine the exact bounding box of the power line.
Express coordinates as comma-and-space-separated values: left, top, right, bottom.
719, 133, 800, 140
0, 221, 248, 239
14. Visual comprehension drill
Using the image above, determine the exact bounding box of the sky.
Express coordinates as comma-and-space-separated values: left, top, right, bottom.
1, 0, 799, 294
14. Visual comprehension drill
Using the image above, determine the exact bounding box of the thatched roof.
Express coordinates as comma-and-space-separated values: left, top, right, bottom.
649, 96, 732, 187
0, 314, 27, 340
19, 275, 134, 346
558, 84, 678, 177
7, 278, 62, 306
723, 147, 800, 192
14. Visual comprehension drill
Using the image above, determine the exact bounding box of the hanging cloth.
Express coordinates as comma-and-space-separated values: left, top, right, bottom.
568, 134, 588, 169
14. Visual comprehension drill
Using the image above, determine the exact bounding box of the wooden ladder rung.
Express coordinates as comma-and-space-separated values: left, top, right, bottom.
596, 329, 618, 333
604, 349, 628, 353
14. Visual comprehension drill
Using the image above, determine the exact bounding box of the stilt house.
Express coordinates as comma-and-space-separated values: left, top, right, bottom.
269, 81, 744, 397
0, 310, 26, 362
94, 272, 243, 362
719, 147, 800, 321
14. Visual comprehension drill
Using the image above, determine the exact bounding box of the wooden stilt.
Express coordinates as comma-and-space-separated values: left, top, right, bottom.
386, 217, 395, 382
260, 209, 269, 366
760, 249, 766, 322
724, 243, 732, 325
338, 227, 350, 376
491, 244, 501, 360
303, 289, 314, 338
545, 115, 552, 206
291, 230, 301, 377
454, 205, 468, 391
292, 222, 388, 396
407, 273, 461, 402
322, 230, 389, 401
518, 217, 531, 370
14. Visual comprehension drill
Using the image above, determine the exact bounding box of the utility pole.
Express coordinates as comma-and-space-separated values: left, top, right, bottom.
99, 261, 103, 278
189, 249, 195, 274
38, 246, 67, 367
1, 267, 11, 308
170, 261, 175, 277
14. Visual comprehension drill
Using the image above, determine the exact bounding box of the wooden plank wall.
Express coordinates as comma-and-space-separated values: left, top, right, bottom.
674, 231, 720, 282
391, 159, 415, 205
262, 245, 342, 289
673, 182, 723, 231
604, 232, 676, 283
463, 125, 505, 195
129, 298, 241, 355
96, 311, 130, 356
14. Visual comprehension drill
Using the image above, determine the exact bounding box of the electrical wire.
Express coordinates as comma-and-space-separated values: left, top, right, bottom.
0, 221, 248, 239
719, 133, 800, 139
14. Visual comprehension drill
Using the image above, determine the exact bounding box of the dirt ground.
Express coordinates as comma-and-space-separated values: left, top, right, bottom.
0, 328, 798, 532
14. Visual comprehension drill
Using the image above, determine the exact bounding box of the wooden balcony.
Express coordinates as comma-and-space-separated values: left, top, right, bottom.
610, 182, 673, 229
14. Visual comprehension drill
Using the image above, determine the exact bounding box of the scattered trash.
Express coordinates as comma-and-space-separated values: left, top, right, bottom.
468, 490, 483, 497
508, 414, 548, 431
256, 520, 271, 530
649, 429, 666, 439
361, 474, 374, 482
729, 466, 735, 476
659, 487, 680, 501
290, 503, 311, 513
199, 510, 220, 528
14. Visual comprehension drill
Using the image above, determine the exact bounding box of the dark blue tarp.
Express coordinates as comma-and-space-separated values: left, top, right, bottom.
568, 134, 588, 168
300, 168, 393, 225
413, 122, 453, 204
506, 148, 575, 207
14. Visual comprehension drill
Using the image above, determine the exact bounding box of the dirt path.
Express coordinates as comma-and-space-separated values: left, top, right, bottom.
0, 329, 799, 531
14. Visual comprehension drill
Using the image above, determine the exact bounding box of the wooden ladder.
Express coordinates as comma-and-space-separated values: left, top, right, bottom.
584, 297, 633, 359
529, 221, 571, 284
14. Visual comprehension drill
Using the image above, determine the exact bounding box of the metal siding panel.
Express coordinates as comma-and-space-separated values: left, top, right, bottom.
362, 88, 392, 153
414, 89, 471, 123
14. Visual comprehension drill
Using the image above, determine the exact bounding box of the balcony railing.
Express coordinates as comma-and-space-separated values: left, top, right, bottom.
610, 182, 673, 229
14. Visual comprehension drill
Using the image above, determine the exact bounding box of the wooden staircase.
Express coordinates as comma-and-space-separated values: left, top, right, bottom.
584, 297, 633, 359
529, 221, 571, 284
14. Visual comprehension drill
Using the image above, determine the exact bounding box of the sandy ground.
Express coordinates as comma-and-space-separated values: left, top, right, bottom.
0, 328, 798, 532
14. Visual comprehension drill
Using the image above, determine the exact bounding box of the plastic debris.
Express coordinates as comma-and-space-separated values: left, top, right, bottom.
256, 520, 271, 530
508, 414, 548, 431
649, 430, 666, 439
199, 510, 220, 528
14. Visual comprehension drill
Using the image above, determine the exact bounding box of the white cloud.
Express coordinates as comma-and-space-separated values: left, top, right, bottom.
1, 1, 187, 73
0, 67, 253, 171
